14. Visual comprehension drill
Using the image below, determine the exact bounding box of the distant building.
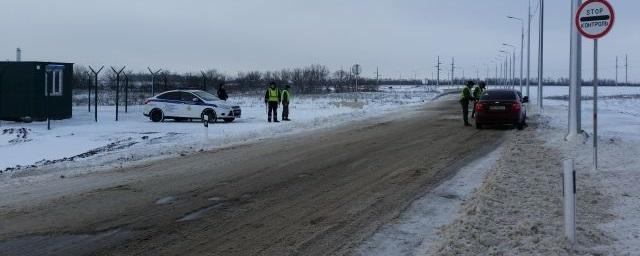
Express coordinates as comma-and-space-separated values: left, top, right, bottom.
0, 61, 74, 121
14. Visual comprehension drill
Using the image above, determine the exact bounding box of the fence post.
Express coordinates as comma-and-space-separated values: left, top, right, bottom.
88, 66, 104, 122
110, 66, 125, 121
563, 159, 576, 243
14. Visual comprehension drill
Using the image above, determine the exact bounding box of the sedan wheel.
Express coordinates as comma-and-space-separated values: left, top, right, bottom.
150, 109, 164, 122
201, 110, 217, 124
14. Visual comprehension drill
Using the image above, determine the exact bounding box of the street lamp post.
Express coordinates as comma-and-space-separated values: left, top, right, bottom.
500, 51, 511, 88
508, 16, 525, 93
538, 0, 544, 110
567, 0, 583, 140
503, 44, 516, 89
526, 0, 532, 97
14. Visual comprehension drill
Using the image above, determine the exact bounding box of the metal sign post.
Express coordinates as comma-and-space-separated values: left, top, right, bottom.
575, 0, 615, 169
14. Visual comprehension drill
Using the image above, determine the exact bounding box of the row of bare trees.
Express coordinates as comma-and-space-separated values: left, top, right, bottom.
72, 64, 424, 98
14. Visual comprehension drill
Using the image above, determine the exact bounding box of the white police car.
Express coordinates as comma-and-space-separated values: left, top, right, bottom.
143, 90, 241, 123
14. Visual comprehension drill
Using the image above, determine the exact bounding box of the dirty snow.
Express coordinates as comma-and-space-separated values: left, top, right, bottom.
356, 146, 502, 256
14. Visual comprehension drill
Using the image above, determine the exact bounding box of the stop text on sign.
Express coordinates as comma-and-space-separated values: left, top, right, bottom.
575, 0, 615, 39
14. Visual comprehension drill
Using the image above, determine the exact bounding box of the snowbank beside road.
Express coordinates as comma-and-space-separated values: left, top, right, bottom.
423, 86, 640, 255
0, 86, 436, 182
541, 93, 640, 255
357, 146, 502, 256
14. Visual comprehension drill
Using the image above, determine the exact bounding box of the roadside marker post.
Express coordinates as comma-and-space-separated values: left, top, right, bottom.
203, 114, 209, 139
575, 0, 615, 169
563, 159, 577, 244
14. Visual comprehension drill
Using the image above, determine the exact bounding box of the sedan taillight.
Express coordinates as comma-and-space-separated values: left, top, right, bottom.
512, 102, 521, 112
476, 102, 486, 113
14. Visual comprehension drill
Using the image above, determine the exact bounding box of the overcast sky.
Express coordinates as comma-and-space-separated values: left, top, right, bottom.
1, 0, 637, 81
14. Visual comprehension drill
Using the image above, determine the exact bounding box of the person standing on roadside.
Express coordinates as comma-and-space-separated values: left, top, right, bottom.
217, 82, 228, 101
281, 85, 292, 121
471, 81, 486, 118
264, 81, 281, 122
460, 81, 475, 126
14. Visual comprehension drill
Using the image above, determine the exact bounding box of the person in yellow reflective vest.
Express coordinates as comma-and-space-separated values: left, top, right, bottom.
471, 81, 486, 118
460, 81, 475, 126
281, 85, 292, 121
264, 82, 281, 122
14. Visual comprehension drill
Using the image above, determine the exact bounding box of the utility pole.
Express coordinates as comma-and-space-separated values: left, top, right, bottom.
615, 56, 619, 86
451, 57, 455, 86
625, 54, 629, 86
513, 50, 516, 88
495, 63, 498, 86
537, 0, 544, 110
435, 56, 442, 86
502, 50, 511, 87
568, 0, 582, 140
376, 67, 380, 85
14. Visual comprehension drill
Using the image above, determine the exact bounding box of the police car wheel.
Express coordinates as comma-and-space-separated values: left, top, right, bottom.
150, 109, 164, 122
201, 110, 217, 123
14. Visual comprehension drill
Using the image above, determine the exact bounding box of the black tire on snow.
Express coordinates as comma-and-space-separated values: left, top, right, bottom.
150, 109, 164, 122
223, 118, 235, 123
475, 123, 482, 129
201, 109, 217, 124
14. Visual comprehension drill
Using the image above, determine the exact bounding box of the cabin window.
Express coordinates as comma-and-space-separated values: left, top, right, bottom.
45, 70, 64, 96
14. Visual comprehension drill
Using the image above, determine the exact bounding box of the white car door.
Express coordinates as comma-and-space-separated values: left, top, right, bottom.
155, 92, 181, 117
179, 92, 201, 118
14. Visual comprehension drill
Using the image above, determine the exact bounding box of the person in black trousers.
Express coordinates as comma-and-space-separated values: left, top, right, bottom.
281, 85, 291, 121
264, 82, 280, 122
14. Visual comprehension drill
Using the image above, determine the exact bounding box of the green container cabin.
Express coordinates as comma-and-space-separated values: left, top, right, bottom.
0, 61, 74, 121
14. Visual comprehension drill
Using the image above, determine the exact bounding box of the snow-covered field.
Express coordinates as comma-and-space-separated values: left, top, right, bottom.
541, 87, 640, 255
0, 86, 436, 181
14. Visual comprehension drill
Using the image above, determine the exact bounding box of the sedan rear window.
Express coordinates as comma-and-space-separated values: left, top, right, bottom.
481, 91, 516, 101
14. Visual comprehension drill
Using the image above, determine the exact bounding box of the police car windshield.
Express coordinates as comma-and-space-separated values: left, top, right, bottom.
193, 91, 219, 101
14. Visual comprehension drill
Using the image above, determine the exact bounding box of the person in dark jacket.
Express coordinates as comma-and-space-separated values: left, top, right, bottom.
264, 82, 281, 122
281, 85, 292, 121
217, 83, 228, 101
